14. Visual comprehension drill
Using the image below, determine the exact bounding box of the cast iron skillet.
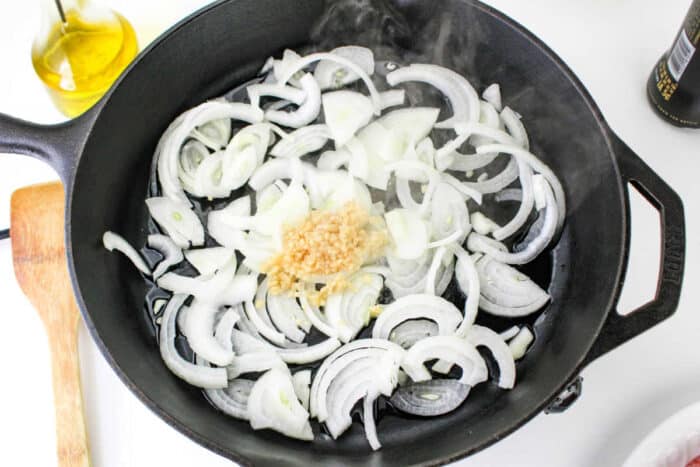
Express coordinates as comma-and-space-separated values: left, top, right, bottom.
0, 0, 686, 465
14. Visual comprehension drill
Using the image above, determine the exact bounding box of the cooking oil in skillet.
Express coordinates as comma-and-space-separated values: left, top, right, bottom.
32, 3, 138, 117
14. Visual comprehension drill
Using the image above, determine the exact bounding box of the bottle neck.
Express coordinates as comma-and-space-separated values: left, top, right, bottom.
35, 0, 118, 49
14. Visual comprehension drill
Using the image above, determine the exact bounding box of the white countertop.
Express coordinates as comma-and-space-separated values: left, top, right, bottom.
1, 1, 698, 466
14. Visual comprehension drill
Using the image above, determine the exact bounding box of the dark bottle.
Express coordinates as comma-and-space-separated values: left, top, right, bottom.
647, 0, 700, 128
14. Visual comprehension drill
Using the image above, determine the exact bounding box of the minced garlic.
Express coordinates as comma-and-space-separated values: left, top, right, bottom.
262, 202, 387, 305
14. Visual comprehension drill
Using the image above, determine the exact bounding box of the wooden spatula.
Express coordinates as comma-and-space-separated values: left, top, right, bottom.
11, 182, 90, 467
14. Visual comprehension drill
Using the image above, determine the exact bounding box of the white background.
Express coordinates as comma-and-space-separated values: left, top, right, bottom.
1, 1, 699, 466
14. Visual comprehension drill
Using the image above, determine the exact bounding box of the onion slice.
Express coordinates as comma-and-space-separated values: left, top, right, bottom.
266, 74, 321, 128
279, 52, 382, 114
247, 368, 314, 441
147, 234, 183, 278
184, 247, 235, 276
314, 46, 375, 90
467, 176, 559, 265
372, 294, 463, 340
390, 379, 471, 417
270, 124, 330, 159
159, 295, 228, 388
402, 335, 488, 386
293, 370, 312, 410
466, 325, 516, 389
103, 231, 151, 276
322, 90, 374, 146
387, 64, 479, 128
146, 197, 205, 248
473, 255, 550, 317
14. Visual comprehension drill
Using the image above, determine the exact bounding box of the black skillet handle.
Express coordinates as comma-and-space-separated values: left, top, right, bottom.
0, 110, 95, 184
583, 134, 685, 365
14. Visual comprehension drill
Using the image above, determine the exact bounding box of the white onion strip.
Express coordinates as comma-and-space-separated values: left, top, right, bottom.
147, 234, 183, 278
103, 231, 151, 276
159, 295, 227, 389
278, 52, 382, 114
492, 158, 535, 240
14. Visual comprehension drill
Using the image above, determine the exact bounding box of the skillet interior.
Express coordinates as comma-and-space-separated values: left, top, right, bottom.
68, 0, 626, 464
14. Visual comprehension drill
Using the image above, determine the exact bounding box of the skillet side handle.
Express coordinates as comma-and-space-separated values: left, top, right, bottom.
0, 111, 94, 183
584, 135, 685, 365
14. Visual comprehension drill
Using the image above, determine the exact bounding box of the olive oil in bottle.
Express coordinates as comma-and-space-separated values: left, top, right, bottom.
31, 0, 138, 117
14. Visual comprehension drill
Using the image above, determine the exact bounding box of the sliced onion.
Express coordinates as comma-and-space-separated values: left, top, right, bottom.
243, 300, 286, 346
475, 144, 565, 230
500, 106, 529, 149
385, 208, 429, 260
191, 118, 231, 150
227, 352, 287, 379
496, 188, 523, 203
247, 83, 306, 109
454, 247, 480, 335
372, 294, 463, 340
181, 300, 233, 366
379, 89, 405, 109
159, 294, 227, 388
430, 182, 470, 241
293, 370, 312, 410
267, 293, 307, 344
277, 338, 341, 364
322, 90, 374, 146
266, 74, 321, 128
387, 64, 479, 128
378, 107, 440, 146
157, 102, 264, 204
466, 325, 515, 389
146, 197, 205, 248
346, 134, 391, 190
157, 266, 257, 308
388, 319, 439, 349
310, 339, 404, 420
271, 49, 304, 86
206, 196, 251, 250
462, 157, 519, 194
147, 234, 183, 278
509, 327, 534, 360
270, 124, 330, 159
324, 273, 383, 343
482, 84, 502, 112
474, 255, 550, 317
179, 140, 209, 194
247, 367, 314, 441
214, 308, 240, 351
401, 335, 488, 386
103, 231, 151, 276
184, 247, 235, 276
492, 158, 534, 240
441, 172, 484, 204
390, 379, 471, 417
471, 212, 500, 236
424, 246, 448, 295
279, 52, 382, 113
499, 325, 520, 341
363, 392, 381, 450
202, 375, 253, 420
317, 148, 350, 170
228, 123, 274, 165
324, 353, 400, 439
468, 176, 558, 265
299, 295, 338, 338
314, 46, 375, 90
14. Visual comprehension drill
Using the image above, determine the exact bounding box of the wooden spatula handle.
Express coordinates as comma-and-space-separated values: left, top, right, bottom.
47, 301, 90, 467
